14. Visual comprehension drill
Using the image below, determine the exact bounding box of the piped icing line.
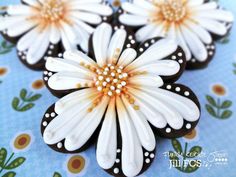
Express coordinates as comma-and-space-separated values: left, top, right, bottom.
0, 0, 113, 70
118, 0, 234, 69
97, 97, 117, 169
41, 23, 201, 177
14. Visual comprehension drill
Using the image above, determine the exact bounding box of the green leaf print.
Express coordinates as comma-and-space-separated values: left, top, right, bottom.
206, 95, 217, 107
184, 160, 201, 173
171, 139, 183, 154
2, 171, 16, 177
12, 88, 42, 112
0, 40, 14, 55
220, 110, 233, 119
0, 148, 7, 167
5, 157, 25, 170
53, 172, 62, 177
205, 104, 217, 117
169, 139, 202, 173
220, 100, 232, 109
0, 147, 26, 176
206, 95, 233, 119
188, 146, 202, 158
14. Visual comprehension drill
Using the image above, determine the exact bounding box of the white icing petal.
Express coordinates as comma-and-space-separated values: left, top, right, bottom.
93, 23, 112, 66
132, 60, 180, 76
145, 22, 165, 41
49, 23, 61, 44
74, 11, 102, 25
46, 57, 96, 76
187, 0, 204, 6
143, 87, 200, 122
128, 87, 184, 130
135, 24, 157, 42
69, 0, 102, 5
180, 25, 207, 62
196, 9, 234, 22
122, 2, 149, 16
72, 18, 94, 34
117, 48, 137, 67
55, 88, 98, 114
64, 96, 109, 151
167, 23, 176, 40
26, 29, 50, 64
17, 27, 38, 51
129, 92, 167, 128
60, 21, 78, 46
70, 24, 89, 52
194, 2, 218, 11
43, 92, 99, 145
48, 71, 93, 90
186, 21, 212, 44
133, 0, 156, 11
97, 98, 117, 169
63, 50, 97, 66
176, 27, 191, 60
196, 17, 227, 36
70, 4, 112, 16
129, 75, 164, 88
0, 16, 28, 31
107, 29, 127, 63
7, 20, 36, 37
122, 95, 155, 151
116, 97, 143, 177
22, 0, 40, 6
119, 14, 148, 26
126, 39, 178, 71
7, 5, 32, 15
59, 26, 77, 50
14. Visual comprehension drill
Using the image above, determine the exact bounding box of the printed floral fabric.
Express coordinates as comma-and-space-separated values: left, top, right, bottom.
0, 0, 235, 177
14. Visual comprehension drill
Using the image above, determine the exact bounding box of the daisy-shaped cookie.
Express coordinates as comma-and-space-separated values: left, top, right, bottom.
0, 0, 112, 70
41, 23, 200, 177
119, 0, 234, 69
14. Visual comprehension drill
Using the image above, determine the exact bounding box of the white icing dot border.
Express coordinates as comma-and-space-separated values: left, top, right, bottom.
112, 26, 136, 50
165, 85, 191, 98
190, 44, 215, 63
138, 38, 185, 65
113, 168, 119, 174
43, 109, 65, 149
57, 142, 63, 149
186, 123, 192, 129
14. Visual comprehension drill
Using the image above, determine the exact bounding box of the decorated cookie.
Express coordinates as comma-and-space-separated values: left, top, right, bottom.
41, 23, 200, 177
0, 0, 112, 70
118, 0, 234, 69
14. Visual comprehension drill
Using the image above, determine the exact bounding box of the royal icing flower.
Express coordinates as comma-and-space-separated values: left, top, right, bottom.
119, 0, 234, 69
41, 23, 200, 177
0, 0, 112, 70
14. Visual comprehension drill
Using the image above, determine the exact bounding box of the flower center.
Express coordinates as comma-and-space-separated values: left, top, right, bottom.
94, 64, 129, 97
160, 0, 186, 22
40, 0, 64, 22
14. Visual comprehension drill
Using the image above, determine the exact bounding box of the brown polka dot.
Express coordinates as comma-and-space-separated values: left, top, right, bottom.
18, 137, 27, 146
0, 68, 7, 76
67, 155, 85, 174
32, 79, 44, 89
72, 159, 81, 169
212, 84, 226, 96
113, 0, 121, 7
184, 129, 197, 140
14, 134, 31, 150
